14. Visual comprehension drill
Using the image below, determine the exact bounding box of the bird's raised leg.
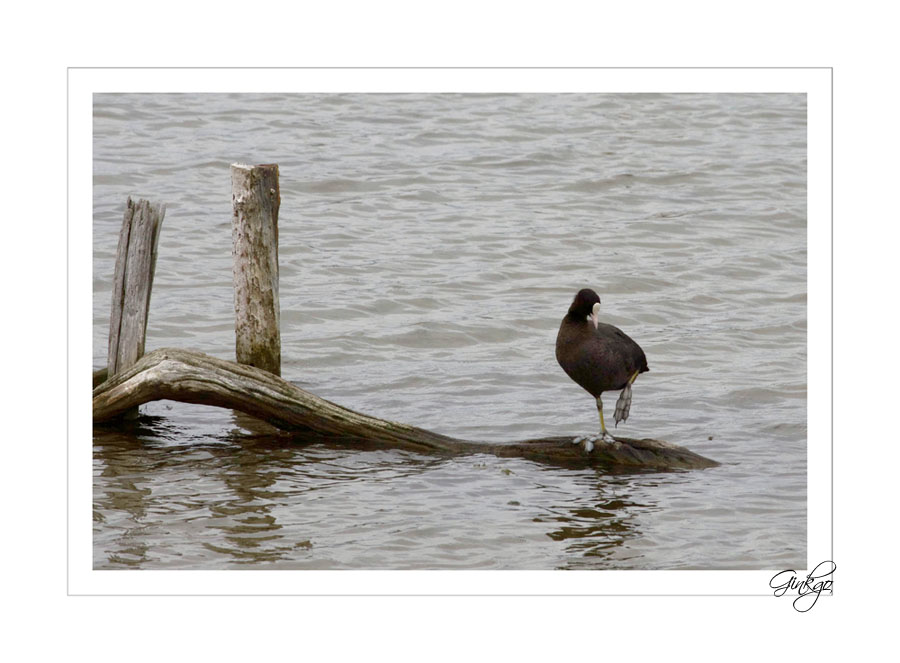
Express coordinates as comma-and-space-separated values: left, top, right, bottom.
573, 395, 617, 453
614, 370, 640, 427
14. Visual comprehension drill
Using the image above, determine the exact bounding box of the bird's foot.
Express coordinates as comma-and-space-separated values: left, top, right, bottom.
572, 432, 617, 453
614, 384, 632, 427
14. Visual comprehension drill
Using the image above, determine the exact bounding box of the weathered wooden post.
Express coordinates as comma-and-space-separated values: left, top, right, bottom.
231, 163, 281, 376
107, 197, 165, 378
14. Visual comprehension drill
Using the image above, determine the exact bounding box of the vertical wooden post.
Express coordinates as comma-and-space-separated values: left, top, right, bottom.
107, 197, 165, 377
231, 163, 281, 376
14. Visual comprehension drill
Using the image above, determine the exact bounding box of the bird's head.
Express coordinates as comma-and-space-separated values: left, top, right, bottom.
568, 288, 601, 329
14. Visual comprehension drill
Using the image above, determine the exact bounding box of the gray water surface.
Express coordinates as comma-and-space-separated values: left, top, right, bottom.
93, 93, 806, 569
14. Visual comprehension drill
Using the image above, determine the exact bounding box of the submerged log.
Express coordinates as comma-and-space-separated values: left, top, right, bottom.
93, 348, 718, 471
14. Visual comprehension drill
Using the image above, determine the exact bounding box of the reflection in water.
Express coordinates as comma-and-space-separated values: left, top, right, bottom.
203, 443, 290, 565
89, 396, 804, 572
533, 473, 660, 568
93, 429, 156, 567
94, 415, 471, 569
545, 501, 642, 562
94, 416, 677, 569
93, 409, 801, 570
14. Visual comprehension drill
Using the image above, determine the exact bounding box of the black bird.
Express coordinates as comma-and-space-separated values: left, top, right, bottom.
556, 288, 649, 452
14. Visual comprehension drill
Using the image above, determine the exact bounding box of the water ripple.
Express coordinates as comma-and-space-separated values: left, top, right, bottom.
93, 93, 806, 570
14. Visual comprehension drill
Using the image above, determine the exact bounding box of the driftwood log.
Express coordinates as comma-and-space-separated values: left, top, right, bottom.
93, 347, 718, 471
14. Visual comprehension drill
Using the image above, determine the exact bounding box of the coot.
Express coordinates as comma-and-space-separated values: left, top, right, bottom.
555, 288, 649, 452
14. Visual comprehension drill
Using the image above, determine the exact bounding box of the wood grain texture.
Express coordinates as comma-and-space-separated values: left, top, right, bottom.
93, 348, 719, 471
107, 198, 165, 376
231, 164, 281, 376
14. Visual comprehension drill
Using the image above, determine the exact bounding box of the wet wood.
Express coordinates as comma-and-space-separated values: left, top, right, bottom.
107, 198, 165, 376
231, 163, 281, 376
93, 348, 719, 471
93, 367, 108, 389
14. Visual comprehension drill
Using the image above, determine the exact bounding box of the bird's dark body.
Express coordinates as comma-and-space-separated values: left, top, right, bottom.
556, 290, 649, 398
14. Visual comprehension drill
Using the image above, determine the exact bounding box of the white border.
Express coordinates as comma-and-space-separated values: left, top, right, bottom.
70, 68, 831, 595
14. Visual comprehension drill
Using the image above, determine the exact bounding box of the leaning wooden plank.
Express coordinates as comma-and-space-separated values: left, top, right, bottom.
93, 348, 719, 471
107, 198, 165, 376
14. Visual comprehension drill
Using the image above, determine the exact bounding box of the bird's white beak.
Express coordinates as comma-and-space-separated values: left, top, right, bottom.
590, 302, 600, 329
